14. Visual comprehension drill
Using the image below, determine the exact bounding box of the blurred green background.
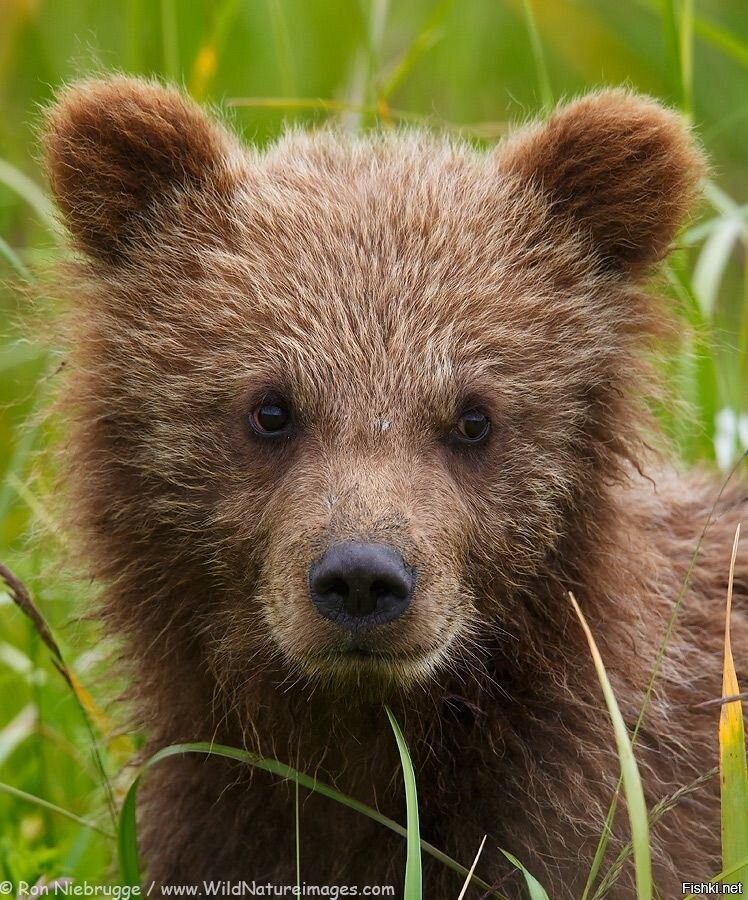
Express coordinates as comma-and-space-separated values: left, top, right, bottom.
0, 0, 746, 886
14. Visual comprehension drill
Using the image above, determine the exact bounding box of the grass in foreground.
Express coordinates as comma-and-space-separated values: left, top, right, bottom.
1, 0, 747, 895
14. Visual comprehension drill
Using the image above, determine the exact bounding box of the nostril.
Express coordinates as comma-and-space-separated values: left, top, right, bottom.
308, 542, 415, 628
317, 576, 350, 601
371, 578, 406, 601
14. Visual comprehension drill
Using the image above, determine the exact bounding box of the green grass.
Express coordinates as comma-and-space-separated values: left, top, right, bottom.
386, 706, 423, 898
115, 739, 493, 896
570, 593, 652, 899
0, 0, 747, 895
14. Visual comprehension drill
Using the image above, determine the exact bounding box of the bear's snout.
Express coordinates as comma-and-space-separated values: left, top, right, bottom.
308, 541, 415, 630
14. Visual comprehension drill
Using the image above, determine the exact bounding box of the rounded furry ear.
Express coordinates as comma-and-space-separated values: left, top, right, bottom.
501, 90, 705, 275
43, 77, 240, 263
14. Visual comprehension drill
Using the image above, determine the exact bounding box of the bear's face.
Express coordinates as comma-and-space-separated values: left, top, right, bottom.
44, 79, 701, 692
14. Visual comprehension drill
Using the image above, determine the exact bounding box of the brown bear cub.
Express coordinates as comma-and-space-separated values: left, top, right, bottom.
44, 77, 746, 897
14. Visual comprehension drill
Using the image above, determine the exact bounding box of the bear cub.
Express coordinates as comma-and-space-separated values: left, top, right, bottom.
43, 77, 747, 898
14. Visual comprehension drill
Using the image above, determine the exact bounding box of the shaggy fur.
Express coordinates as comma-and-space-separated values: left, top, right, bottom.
43, 77, 746, 897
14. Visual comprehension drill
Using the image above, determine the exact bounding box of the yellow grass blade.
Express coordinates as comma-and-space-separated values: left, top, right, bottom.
66, 669, 134, 761
720, 524, 748, 883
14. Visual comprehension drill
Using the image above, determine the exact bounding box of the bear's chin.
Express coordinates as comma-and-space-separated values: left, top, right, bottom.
291, 645, 447, 693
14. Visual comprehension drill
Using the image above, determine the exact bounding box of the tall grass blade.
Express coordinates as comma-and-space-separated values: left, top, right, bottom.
188, 0, 240, 100
694, 17, 748, 70
0, 236, 31, 281
126, 0, 144, 72
266, 0, 296, 96
345, 0, 389, 130
380, 0, 453, 101
0, 159, 61, 238
0, 564, 65, 664
720, 525, 748, 884
569, 592, 652, 899
386, 706, 422, 899
160, 0, 179, 80
692, 218, 743, 318
739, 230, 748, 414
679, 0, 694, 119
520, 0, 553, 114
366, 0, 390, 85
0, 781, 113, 838
583, 802, 617, 899
660, 0, 684, 110
117, 742, 505, 897
704, 180, 744, 218
0, 704, 36, 766
8, 474, 68, 549
0, 564, 117, 829
593, 768, 718, 897
295, 774, 301, 893
118, 777, 141, 884
632, 0, 748, 69
0, 386, 47, 528
500, 849, 550, 900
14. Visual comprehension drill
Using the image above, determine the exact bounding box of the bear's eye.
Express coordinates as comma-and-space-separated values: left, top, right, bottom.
249, 400, 292, 436
454, 409, 491, 443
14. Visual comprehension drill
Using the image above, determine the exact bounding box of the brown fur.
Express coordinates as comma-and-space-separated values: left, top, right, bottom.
42, 77, 746, 897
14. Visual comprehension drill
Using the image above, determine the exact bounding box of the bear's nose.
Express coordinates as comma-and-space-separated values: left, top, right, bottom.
308, 542, 414, 628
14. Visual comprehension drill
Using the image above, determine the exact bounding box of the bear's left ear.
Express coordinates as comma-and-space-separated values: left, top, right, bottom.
501, 90, 705, 276
44, 76, 241, 264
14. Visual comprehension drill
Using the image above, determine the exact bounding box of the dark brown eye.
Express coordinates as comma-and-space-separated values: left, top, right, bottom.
454, 409, 490, 443
249, 400, 291, 436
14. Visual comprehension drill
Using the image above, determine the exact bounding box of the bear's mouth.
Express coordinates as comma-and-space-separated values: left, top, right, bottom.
323, 647, 423, 662
328, 647, 414, 662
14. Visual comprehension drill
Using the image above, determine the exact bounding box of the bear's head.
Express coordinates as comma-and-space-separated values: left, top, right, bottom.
44, 78, 702, 699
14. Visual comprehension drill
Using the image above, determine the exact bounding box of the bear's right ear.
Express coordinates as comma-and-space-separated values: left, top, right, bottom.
43, 77, 240, 264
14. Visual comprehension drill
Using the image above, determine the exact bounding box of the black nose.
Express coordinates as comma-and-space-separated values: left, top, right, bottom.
309, 542, 414, 628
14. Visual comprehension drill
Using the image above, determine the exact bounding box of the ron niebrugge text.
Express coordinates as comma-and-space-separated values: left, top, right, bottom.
10, 881, 396, 898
